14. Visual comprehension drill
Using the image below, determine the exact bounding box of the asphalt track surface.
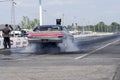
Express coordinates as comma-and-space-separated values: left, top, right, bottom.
0, 35, 120, 80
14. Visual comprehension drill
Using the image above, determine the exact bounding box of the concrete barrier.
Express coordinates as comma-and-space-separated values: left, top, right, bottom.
74, 32, 114, 38
0, 38, 4, 49
0, 37, 28, 49
77, 34, 119, 45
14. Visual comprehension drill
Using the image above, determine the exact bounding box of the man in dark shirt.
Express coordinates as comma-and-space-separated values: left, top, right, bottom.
2, 24, 11, 49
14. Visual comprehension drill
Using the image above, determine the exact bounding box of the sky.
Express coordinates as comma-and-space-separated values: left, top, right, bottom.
0, 0, 120, 26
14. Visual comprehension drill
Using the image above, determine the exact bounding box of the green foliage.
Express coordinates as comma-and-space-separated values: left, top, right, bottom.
20, 16, 120, 32
67, 22, 120, 32
20, 16, 39, 29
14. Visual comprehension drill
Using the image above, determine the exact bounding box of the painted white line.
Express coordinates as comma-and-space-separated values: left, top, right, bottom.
75, 39, 120, 60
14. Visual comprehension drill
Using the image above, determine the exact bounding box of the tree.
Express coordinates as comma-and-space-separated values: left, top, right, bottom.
20, 16, 39, 29
110, 22, 120, 32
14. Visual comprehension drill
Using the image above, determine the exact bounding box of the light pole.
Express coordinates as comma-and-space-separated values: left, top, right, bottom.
0, 0, 16, 27
82, 19, 85, 34
43, 9, 47, 25
74, 16, 77, 31
39, 0, 42, 26
62, 14, 64, 25
11, 0, 16, 28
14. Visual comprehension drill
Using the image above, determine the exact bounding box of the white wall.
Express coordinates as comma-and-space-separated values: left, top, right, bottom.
0, 37, 28, 49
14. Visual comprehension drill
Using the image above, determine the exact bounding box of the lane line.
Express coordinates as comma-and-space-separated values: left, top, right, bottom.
75, 39, 120, 60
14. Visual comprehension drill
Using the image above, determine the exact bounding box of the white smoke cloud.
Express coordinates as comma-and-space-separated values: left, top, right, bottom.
58, 37, 79, 52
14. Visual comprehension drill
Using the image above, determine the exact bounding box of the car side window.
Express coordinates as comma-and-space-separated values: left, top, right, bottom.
33, 26, 39, 31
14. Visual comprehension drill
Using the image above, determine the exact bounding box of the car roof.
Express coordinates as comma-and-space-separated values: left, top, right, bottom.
36, 25, 65, 27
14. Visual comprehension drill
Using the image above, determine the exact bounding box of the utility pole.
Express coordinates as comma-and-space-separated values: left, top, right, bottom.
62, 14, 64, 25
74, 16, 77, 31
0, 0, 16, 30
11, 0, 16, 29
82, 19, 85, 34
11, 0, 16, 37
39, 0, 42, 26
0, 0, 16, 25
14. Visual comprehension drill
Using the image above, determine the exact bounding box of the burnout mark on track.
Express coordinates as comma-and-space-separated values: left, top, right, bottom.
0, 58, 13, 60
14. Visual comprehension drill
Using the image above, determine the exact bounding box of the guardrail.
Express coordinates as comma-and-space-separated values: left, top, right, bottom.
77, 33, 119, 45
74, 32, 115, 41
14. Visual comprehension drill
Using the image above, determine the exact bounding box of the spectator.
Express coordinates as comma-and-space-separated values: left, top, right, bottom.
2, 24, 11, 49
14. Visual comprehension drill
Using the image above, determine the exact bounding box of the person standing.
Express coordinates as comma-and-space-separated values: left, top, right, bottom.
2, 24, 11, 49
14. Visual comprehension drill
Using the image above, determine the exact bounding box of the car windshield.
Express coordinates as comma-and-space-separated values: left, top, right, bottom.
33, 26, 62, 31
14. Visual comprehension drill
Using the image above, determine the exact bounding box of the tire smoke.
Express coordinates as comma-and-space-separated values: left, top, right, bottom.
11, 38, 79, 53
21, 44, 37, 53
58, 38, 79, 52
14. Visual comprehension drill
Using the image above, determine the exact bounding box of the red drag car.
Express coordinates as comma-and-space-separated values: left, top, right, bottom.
27, 25, 74, 50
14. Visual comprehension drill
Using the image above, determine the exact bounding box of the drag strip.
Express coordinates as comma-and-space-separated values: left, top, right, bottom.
75, 38, 120, 60
0, 34, 119, 61
0, 35, 120, 80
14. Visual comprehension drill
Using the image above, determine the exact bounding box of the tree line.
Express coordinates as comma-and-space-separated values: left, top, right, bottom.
67, 22, 120, 32
20, 16, 120, 32
20, 16, 39, 29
